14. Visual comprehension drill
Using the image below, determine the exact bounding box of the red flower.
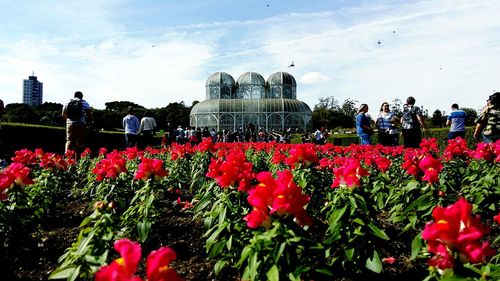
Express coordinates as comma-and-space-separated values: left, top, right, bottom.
443, 137, 469, 161
283, 144, 319, 168
80, 148, 92, 158
95, 239, 142, 281
99, 147, 108, 156
146, 247, 183, 281
92, 151, 128, 181
244, 170, 311, 228
382, 257, 397, 264
420, 138, 439, 153
471, 143, 494, 162
494, 212, 500, 224
205, 149, 254, 192
373, 155, 392, 173
427, 241, 454, 269
96, 239, 183, 281
331, 158, 369, 189
401, 150, 421, 178
0, 163, 34, 199
422, 198, 495, 269
10, 149, 37, 165
418, 155, 442, 184
134, 158, 168, 181
244, 208, 271, 229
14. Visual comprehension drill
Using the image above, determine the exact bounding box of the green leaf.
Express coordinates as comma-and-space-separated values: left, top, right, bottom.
368, 223, 390, 240
49, 267, 77, 279
439, 275, 475, 281
315, 267, 334, 276
266, 265, 280, 281
68, 265, 81, 281
236, 245, 252, 267
352, 218, 365, 225
214, 259, 228, 276
329, 204, 347, 225
410, 233, 422, 260
218, 205, 227, 226
365, 250, 382, 273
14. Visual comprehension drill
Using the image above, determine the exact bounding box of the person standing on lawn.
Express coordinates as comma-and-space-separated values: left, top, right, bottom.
401, 96, 428, 148
62, 91, 92, 155
376, 102, 399, 146
446, 103, 467, 140
356, 103, 374, 145
123, 106, 140, 147
474, 92, 500, 143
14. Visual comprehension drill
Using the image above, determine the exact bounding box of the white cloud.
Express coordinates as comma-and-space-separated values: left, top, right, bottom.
300, 72, 329, 84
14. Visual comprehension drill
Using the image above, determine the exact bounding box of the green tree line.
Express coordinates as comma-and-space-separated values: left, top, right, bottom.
3, 101, 194, 132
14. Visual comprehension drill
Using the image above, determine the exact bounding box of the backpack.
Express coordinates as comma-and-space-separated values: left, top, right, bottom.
66, 99, 83, 120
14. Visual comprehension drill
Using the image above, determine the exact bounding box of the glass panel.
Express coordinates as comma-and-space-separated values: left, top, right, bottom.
284, 114, 303, 132
221, 86, 231, 99
270, 86, 281, 99
238, 86, 251, 99
251, 86, 264, 99
220, 114, 234, 132
198, 115, 218, 129
283, 85, 292, 99
268, 113, 283, 132
209, 86, 219, 99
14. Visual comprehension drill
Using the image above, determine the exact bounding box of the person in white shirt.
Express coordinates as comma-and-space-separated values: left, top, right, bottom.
139, 110, 157, 148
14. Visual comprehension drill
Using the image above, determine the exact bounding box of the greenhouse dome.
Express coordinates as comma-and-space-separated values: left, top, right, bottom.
190, 71, 312, 132
205, 72, 235, 99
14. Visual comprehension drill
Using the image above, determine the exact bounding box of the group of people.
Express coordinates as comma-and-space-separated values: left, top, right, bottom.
62, 91, 158, 155
122, 107, 157, 148
56, 90, 500, 155
355, 93, 500, 147
355, 96, 428, 147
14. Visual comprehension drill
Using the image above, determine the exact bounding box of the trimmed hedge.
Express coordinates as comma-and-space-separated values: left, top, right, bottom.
1, 123, 155, 156
0, 123, 477, 157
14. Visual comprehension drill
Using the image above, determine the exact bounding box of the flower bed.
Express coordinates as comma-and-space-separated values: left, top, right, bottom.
0, 138, 499, 281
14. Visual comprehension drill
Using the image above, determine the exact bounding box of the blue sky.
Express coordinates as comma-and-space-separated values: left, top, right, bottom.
0, 0, 498, 115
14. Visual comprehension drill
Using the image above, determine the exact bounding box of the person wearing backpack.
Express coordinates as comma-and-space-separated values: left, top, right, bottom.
62, 91, 92, 154
401, 96, 428, 148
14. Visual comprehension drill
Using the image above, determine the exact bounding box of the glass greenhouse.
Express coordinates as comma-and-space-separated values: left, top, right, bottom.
190, 71, 312, 132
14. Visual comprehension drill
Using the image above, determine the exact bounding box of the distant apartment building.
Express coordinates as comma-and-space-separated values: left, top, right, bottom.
23, 74, 43, 106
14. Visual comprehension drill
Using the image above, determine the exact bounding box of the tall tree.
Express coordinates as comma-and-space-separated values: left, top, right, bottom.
341, 98, 358, 117
460, 107, 478, 126
431, 109, 445, 128
314, 96, 339, 110
4, 103, 38, 124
